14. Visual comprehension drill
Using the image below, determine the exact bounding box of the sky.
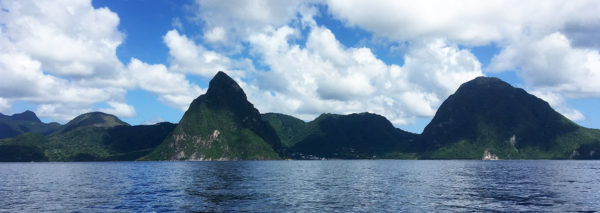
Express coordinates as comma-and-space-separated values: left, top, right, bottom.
1, 0, 600, 133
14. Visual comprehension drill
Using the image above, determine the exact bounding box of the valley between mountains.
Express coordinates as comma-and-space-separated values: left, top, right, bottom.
2, 71, 599, 161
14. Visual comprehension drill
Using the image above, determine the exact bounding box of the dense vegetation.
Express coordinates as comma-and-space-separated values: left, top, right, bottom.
261, 113, 307, 148
0, 112, 175, 161
264, 112, 418, 159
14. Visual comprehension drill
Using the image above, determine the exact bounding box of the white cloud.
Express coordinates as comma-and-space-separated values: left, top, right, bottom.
164, 30, 232, 77
324, 1, 600, 123
0, 0, 203, 123
490, 32, 600, 97
0, 0, 124, 78
204, 27, 226, 43
194, 0, 306, 46
245, 25, 482, 125
489, 32, 600, 121
36, 103, 93, 122
4, 0, 596, 128
184, 0, 487, 125
0, 98, 11, 114
532, 91, 585, 121
127, 58, 204, 111
400, 39, 484, 97
0, 52, 128, 121
326, 0, 600, 45
99, 101, 137, 118
0, 0, 134, 122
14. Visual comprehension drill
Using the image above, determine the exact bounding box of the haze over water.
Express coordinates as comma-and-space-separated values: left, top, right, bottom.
1, 160, 599, 212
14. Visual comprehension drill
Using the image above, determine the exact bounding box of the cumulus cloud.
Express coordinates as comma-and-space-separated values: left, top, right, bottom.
0, 98, 11, 114
36, 103, 93, 122
326, 0, 600, 45
325, 0, 600, 122
245, 25, 482, 124
531, 91, 585, 121
0, 0, 124, 77
490, 32, 600, 97
0, 51, 128, 121
127, 58, 204, 110
99, 102, 137, 118
3, 0, 598, 127
0, 0, 205, 122
0, 0, 132, 122
193, 0, 306, 47
178, 0, 485, 125
163, 30, 231, 77
490, 32, 600, 120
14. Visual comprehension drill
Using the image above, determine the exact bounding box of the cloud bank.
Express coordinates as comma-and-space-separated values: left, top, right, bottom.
1, 0, 599, 126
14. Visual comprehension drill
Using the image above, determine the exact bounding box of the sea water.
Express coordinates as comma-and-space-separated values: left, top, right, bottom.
1, 160, 599, 212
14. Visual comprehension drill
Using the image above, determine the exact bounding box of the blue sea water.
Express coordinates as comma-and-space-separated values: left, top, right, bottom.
1, 160, 599, 212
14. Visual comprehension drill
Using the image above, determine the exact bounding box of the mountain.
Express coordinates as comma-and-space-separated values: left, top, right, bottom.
2, 75, 599, 161
0, 111, 176, 161
0, 110, 61, 139
55, 112, 129, 134
5, 110, 41, 122
420, 76, 600, 159
143, 71, 282, 160
263, 112, 418, 159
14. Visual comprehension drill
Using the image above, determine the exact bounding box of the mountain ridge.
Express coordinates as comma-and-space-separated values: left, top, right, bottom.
0, 110, 61, 139
2, 74, 600, 161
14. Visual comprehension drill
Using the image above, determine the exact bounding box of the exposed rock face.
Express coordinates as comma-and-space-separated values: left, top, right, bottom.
509, 135, 516, 146
144, 71, 282, 160
482, 149, 499, 160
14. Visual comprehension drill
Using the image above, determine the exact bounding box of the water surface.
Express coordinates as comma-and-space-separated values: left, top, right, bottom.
1, 160, 599, 212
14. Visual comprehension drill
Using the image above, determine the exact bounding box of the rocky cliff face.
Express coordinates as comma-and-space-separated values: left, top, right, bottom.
143, 71, 282, 160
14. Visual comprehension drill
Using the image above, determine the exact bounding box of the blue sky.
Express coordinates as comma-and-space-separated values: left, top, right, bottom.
1, 0, 600, 133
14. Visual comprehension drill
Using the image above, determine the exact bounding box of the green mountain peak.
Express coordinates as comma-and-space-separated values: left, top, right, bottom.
421, 76, 597, 159
144, 71, 282, 160
0, 110, 61, 139
57, 112, 129, 134
9, 110, 42, 123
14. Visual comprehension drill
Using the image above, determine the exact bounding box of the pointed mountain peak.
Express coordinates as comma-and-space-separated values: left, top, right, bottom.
206, 71, 246, 100
10, 110, 41, 123
147, 71, 283, 160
